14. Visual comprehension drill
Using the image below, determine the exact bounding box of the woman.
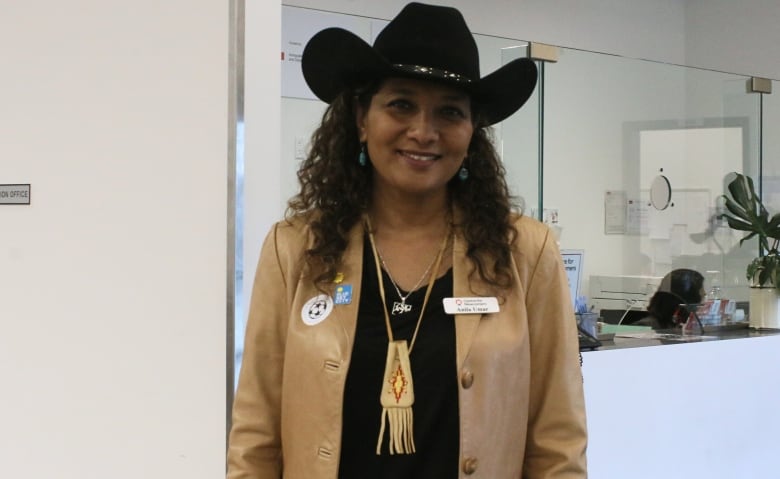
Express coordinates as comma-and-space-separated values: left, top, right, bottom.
227, 3, 587, 478
644, 268, 706, 330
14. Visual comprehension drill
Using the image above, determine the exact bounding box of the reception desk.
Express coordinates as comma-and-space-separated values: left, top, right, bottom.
581, 331, 780, 478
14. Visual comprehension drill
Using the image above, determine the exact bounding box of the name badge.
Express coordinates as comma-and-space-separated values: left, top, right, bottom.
443, 297, 499, 315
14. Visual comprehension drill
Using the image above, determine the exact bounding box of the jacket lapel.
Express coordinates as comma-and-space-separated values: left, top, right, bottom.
328, 221, 365, 361
452, 230, 492, 370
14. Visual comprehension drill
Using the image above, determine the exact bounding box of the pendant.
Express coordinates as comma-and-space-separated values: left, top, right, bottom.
392, 300, 413, 315
376, 340, 416, 455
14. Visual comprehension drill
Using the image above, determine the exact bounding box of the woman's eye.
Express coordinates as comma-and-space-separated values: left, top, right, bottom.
387, 99, 413, 111
441, 106, 467, 119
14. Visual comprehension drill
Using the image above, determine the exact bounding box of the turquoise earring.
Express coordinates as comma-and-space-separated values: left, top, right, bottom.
358, 144, 367, 166
458, 166, 469, 181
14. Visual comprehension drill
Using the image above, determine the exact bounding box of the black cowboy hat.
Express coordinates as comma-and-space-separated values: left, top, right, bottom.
301, 2, 538, 126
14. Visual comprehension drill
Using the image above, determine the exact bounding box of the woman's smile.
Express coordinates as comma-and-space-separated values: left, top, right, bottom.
397, 149, 441, 164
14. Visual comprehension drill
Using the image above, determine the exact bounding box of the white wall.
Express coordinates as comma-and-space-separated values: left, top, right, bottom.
241, 1, 282, 351
685, 0, 780, 80
0, 1, 238, 477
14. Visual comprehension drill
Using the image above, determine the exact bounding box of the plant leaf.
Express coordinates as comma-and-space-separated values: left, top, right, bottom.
723, 172, 774, 252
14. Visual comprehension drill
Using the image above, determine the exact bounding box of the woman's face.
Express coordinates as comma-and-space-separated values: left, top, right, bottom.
357, 77, 474, 200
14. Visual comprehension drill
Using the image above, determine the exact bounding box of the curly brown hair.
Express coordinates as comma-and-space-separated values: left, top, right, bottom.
286, 81, 520, 289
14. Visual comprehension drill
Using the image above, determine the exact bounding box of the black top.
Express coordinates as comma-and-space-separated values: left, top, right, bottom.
338, 237, 459, 479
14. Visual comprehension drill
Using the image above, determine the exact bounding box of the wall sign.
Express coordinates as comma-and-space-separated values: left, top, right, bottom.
0, 184, 31, 205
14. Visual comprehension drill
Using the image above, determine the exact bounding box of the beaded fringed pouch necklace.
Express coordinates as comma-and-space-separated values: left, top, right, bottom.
365, 216, 450, 455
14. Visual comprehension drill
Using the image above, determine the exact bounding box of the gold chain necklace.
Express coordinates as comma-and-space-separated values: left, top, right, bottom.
364, 216, 450, 455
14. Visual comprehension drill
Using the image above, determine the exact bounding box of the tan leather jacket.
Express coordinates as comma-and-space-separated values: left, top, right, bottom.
228, 215, 587, 478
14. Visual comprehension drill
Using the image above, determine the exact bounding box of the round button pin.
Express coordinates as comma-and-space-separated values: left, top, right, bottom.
301, 294, 334, 326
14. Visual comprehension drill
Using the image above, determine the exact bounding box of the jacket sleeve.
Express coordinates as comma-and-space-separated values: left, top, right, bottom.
521, 226, 588, 478
227, 223, 290, 479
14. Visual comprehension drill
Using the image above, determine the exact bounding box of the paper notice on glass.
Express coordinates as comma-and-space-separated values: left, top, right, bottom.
604, 190, 627, 234
626, 199, 647, 235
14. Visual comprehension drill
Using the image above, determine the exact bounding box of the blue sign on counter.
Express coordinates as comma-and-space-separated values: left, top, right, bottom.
561, 249, 584, 307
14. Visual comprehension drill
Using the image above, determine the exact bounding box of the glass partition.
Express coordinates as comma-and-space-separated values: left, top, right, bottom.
243, 7, 777, 379
761, 85, 780, 212
498, 43, 539, 216
542, 47, 762, 320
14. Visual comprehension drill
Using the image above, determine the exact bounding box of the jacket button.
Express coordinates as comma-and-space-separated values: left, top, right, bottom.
460, 370, 474, 389
462, 456, 478, 474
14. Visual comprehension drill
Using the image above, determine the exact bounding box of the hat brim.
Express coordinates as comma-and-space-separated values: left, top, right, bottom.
470, 58, 537, 125
301, 28, 538, 125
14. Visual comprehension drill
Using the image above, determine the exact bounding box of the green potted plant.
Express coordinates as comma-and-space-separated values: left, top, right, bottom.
720, 172, 780, 329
